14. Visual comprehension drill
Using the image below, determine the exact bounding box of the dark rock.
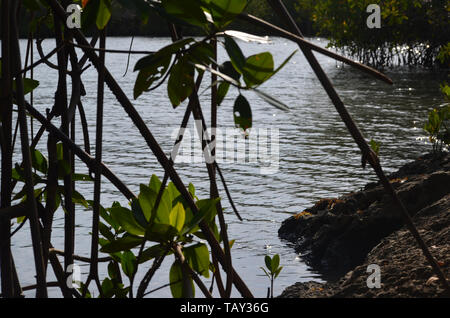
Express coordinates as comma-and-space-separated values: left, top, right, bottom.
279, 152, 450, 298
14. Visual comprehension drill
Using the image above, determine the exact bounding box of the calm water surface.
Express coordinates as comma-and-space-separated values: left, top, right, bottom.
6, 37, 447, 297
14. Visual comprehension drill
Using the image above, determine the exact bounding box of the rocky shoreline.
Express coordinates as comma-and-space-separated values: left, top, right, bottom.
278, 152, 450, 298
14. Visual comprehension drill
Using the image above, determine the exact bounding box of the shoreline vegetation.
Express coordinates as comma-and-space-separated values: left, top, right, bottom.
278, 152, 450, 298
20, 0, 448, 68
20, 0, 314, 39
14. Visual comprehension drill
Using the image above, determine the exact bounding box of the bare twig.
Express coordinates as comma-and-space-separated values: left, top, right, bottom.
0, 0, 15, 298
86, 27, 107, 295
49, 249, 112, 263
11, 0, 47, 297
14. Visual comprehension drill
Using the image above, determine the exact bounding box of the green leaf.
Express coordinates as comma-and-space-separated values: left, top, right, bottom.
81, 0, 100, 31
184, 243, 210, 278
107, 261, 122, 281
101, 277, 114, 298
121, 250, 137, 278
138, 184, 156, 222
167, 57, 195, 107
134, 54, 171, 100
253, 88, 290, 112
99, 202, 120, 232
162, 0, 207, 27
16, 216, 27, 224
169, 261, 184, 298
149, 174, 162, 193
187, 42, 215, 65
208, 0, 247, 28
12, 186, 27, 201
71, 190, 89, 208
242, 52, 274, 88
274, 266, 283, 279
260, 267, 270, 278
131, 198, 148, 228
441, 84, 450, 99
272, 254, 280, 272
157, 191, 173, 225
166, 182, 181, 204
216, 61, 240, 106
264, 255, 272, 272
12, 165, 25, 181
138, 184, 171, 225
98, 222, 115, 241
56, 143, 64, 161
96, 0, 111, 30
169, 261, 194, 298
9, 78, 39, 96
109, 205, 145, 236
135, 39, 195, 72
194, 64, 240, 87
271, 50, 297, 80
31, 149, 48, 174
188, 183, 196, 198
139, 244, 171, 264
100, 235, 143, 253
224, 36, 246, 73
233, 94, 252, 131
219, 61, 241, 81
169, 202, 186, 233
145, 223, 179, 243
369, 139, 380, 156
57, 159, 71, 179
182, 207, 199, 235
22, 78, 40, 95
199, 198, 220, 223
217, 82, 230, 106
182, 198, 219, 234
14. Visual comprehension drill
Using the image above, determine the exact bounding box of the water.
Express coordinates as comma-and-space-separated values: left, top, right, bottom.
5, 37, 447, 298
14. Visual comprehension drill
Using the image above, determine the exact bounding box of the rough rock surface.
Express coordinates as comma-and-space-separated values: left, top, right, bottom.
278, 152, 450, 297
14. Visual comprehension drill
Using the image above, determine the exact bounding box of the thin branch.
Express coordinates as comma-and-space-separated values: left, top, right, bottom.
143, 280, 181, 297
49, 249, 112, 263
77, 102, 91, 154
11, 0, 47, 297
122, 36, 135, 77
0, 0, 15, 298
136, 247, 171, 298
215, 163, 243, 221
86, 27, 106, 295
16, 42, 65, 77
66, 40, 155, 55
35, 38, 67, 73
